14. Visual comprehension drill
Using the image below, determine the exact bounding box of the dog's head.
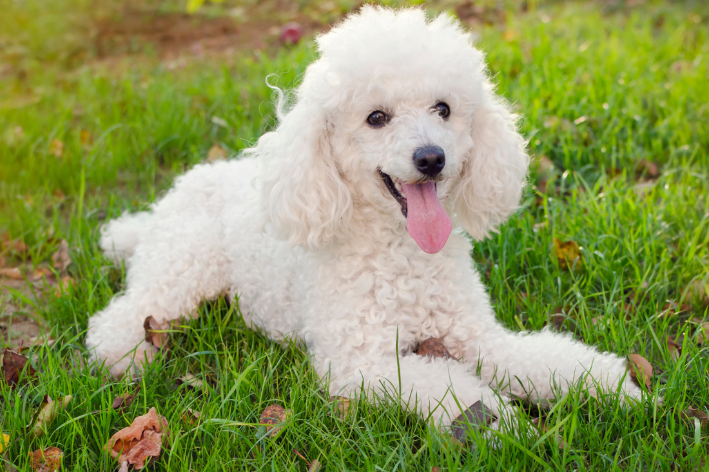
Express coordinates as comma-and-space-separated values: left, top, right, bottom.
256, 6, 528, 252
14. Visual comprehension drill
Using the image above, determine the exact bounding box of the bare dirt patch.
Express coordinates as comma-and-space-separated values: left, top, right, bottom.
93, 5, 326, 62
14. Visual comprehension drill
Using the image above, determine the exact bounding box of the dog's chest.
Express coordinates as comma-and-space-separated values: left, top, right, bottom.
321, 236, 472, 339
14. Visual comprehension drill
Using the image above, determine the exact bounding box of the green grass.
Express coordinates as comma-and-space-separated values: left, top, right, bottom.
2, 0, 708, 470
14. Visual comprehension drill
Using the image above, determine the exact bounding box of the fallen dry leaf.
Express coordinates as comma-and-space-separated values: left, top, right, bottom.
33, 267, 53, 280
54, 276, 74, 297
207, 144, 227, 162
29, 446, 62, 472
414, 338, 453, 359
180, 409, 201, 426
698, 322, 709, 345
329, 396, 351, 418
79, 130, 93, 147
450, 401, 496, 444
33, 395, 73, 437
688, 279, 709, 305
1, 348, 36, 387
681, 407, 708, 427
308, 459, 322, 472
0, 267, 23, 280
637, 159, 660, 178
51, 240, 70, 272
260, 404, 290, 438
49, 139, 64, 158
554, 238, 582, 270
177, 373, 204, 391
105, 407, 169, 470
112, 385, 141, 411
628, 354, 653, 390
144, 316, 168, 349
667, 336, 681, 362
280, 22, 303, 45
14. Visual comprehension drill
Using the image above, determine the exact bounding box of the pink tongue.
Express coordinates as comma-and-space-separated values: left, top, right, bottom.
401, 182, 452, 254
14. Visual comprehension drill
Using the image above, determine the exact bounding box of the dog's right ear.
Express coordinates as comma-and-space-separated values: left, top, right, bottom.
254, 98, 353, 248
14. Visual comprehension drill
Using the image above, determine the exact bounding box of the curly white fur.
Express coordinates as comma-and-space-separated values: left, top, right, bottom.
87, 6, 641, 433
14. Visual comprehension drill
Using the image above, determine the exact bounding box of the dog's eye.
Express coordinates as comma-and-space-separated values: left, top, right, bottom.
367, 110, 389, 127
433, 102, 450, 119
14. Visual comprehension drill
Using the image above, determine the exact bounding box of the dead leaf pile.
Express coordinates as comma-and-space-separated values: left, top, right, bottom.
33, 395, 73, 437
105, 407, 169, 470
30, 446, 63, 472
554, 238, 582, 270
259, 404, 290, 438
1, 348, 36, 387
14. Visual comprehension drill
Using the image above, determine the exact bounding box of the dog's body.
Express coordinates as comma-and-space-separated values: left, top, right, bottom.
87, 7, 641, 429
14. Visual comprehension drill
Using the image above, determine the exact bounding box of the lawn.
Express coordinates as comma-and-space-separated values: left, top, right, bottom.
1, 0, 708, 470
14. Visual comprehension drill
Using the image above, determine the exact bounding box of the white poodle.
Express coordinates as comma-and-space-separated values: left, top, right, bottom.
87, 6, 641, 433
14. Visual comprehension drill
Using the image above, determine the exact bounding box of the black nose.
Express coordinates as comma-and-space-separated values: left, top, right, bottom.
413, 145, 445, 178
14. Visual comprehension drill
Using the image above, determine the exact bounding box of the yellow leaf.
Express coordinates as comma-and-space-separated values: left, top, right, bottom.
553, 238, 582, 270
0, 432, 9, 453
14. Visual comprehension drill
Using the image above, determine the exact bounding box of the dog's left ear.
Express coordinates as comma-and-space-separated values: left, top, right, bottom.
257, 99, 352, 248
451, 99, 529, 239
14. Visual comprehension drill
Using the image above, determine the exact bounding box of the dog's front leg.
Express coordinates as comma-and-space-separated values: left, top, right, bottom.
462, 325, 642, 402
309, 340, 514, 431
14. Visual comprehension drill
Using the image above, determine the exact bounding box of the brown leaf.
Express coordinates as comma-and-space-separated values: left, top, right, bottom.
105, 407, 169, 470
667, 336, 681, 362
554, 238, 582, 270
638, 159, 660, 178
144, 316, 168, 349
308, 459, 322, 472
628, 354, 653, 390
0, 267, 24, 280
329, 396, 351, 418
54, 276, 74, 297
51, 240, 70, 272
29, 447, 63, 472
207, 144, 227, 162
1, 348, 36, 387
414, 338, 453, 359
33, 267, 54, 280
180, 408, 201, 426
550, 312, 578, 334
698, 322, 709, 346
49, 139, 64, 158
112, 385, 141, 411
450, 401, 496, 444
176, 373, 204, 391
681, 407, 708, 427
259, 404, 290, 438
79, 130, 93, 147
33, 395, 73, 437
688, 279, 709, 306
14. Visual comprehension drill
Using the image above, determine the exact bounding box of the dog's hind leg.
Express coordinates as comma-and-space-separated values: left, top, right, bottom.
100, 211, 153, 265
87, 212, 229, 377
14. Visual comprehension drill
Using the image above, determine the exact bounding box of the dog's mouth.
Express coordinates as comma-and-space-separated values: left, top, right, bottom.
379, 170, 452, 254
